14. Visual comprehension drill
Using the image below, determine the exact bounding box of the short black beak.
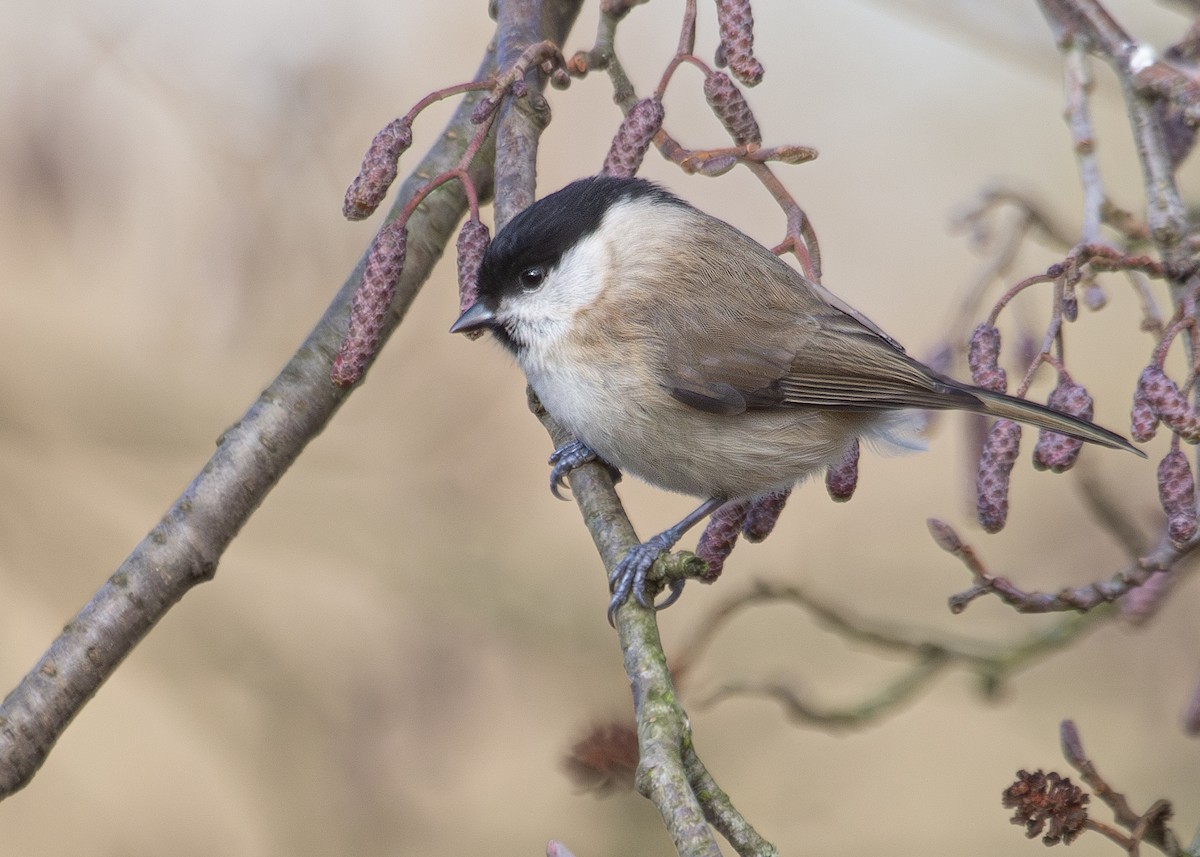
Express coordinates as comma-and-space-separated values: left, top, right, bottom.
449, 301, 497, 335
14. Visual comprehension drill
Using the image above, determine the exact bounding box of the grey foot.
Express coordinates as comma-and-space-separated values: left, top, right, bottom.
606, 533, 686, 625
548, 439, 620, 500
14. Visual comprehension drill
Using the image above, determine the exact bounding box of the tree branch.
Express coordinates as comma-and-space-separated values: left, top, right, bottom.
0, 1, 584, 799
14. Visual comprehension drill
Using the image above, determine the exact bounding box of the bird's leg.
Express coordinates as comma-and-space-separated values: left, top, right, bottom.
608, 496, 727, 624
548, 439, 620, 500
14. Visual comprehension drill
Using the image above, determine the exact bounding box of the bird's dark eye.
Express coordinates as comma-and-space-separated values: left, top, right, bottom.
519, 266, 546, 291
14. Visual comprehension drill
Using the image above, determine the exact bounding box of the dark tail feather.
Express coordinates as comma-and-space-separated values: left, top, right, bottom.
970, 387, 1144, 457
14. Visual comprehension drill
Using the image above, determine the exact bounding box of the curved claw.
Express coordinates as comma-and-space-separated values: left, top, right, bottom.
548, 440, 591, 500
604, 497, 726, 625
548, 439, 620, 501
606, 534, 676, 626
550, 470, 572, 501
656, 578, 686, 611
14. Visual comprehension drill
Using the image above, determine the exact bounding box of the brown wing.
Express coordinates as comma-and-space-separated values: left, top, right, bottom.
772, 311, 980, 411
623, 205, 978, 416
637, 207, 1137, 454
663, 304, 979, 415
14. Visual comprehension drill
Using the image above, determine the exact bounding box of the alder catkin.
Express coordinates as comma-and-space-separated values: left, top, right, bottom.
977, 419, 1022, 533
331, 220, 408, 387
1130, 393, 1158, 443
455, 218, 491, 340
1158, 448, 1197, 547
825, 439, 860, 502
716, 0, 765, 86
695, 502, 750, 582
742, 489, 790, 542
1032, 381, 1092, 473
703, 70, 761, 146
1138, 365, 1200, 441
967, 323, 1007, 393
343, 118, 413, 221
601, 97, 665, 178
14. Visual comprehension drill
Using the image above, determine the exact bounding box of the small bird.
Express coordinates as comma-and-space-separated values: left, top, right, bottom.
451, 175, 1140, 620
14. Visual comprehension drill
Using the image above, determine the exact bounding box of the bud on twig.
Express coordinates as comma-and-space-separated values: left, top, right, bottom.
1157, 448, 1197, 547
716, 0, 765, 86
688, 152, 739, 177
1033, 381, 1093, 473
1119, 571, 1173, 623
343, 118, 413, 221
754, 144, 818, 165
455, 218, 491, 340
703, 71, 761, 146
977, 419, 1021, 533
331, 220, 408, 387
1061, 285, 1078, 322
825, 439, 859, 501
602, 97, 665, 178
927, 517, 964, 553
968, 324, 1007, 393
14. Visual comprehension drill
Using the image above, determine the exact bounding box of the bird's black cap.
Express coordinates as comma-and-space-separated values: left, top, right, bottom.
477, 175, 685, 305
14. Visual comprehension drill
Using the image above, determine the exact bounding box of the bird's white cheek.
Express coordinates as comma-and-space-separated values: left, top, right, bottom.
518, 343, 616, 443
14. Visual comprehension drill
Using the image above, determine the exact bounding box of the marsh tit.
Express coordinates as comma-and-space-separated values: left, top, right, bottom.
451, 175, 1139, 620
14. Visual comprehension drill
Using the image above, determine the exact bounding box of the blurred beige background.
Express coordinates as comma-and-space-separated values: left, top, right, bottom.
2, 1, 1198, 855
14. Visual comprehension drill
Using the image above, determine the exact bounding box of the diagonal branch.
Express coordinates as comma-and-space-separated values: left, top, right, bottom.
0, 2, 584, 799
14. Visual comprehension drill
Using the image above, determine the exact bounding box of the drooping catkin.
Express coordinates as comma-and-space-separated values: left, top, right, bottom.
331, 220, 408, 387
1130, 392, 1159, 442
455, 218, 491, 340
695, 501, 750, 582
343, 118, 413, 221
601, 97, 664, 178
715, 0, 765, 86
703, 70, 761, 146
825, 439, 860, 502
967, 323, 1007, 393
1032, 381, 1092, 473
742, 489, 790, 542
977, 419, 1022, 533
1158, 448, 1197, 547
1138, 365, 1200, 441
